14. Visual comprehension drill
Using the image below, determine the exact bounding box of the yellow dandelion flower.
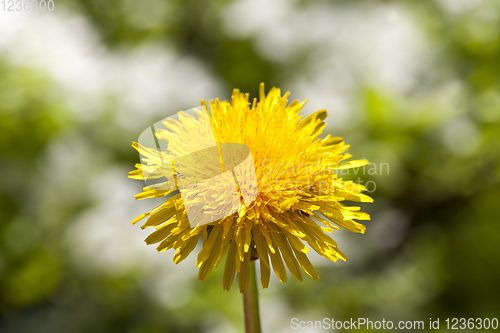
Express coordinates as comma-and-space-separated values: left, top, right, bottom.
129, 83, 372, 293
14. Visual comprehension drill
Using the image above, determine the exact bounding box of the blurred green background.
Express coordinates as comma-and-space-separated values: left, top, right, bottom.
1, 0, 500, 332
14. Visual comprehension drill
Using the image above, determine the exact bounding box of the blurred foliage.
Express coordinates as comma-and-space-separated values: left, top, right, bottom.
1, 0, 500, 332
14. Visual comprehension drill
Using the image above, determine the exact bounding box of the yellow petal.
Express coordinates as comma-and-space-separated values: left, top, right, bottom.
260, 250, 271, 288
145, 223, 176, 245
271, 232, 303, 282
223, 241, 238, 291
238, 249, 251, 293
267, 236, 288, 283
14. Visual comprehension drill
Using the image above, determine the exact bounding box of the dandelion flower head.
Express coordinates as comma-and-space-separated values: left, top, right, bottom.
129, 83, 372, 292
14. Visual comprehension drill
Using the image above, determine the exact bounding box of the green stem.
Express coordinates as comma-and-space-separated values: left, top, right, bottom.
243, 260, 262, 333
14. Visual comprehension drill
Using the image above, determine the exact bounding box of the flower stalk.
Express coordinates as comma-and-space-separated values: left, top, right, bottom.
243, 248, 262, 333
